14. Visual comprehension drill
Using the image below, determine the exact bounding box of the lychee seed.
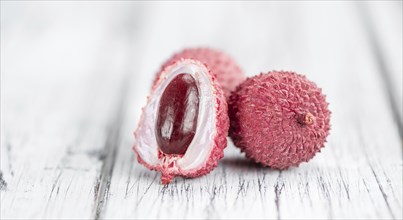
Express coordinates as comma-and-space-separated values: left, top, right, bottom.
156, 73, 199, 155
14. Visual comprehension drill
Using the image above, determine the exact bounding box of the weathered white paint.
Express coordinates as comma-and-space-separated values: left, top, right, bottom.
1, 1, 402, 219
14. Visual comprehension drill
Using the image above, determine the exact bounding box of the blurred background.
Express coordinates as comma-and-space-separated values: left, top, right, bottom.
1, 1, 402, 219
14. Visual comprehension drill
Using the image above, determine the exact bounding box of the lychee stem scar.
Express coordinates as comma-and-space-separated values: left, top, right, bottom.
298, 112, 315, 125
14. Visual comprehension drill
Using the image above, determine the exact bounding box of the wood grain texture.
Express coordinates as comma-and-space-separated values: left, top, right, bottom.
358, 1, 403, 135
1, 1, 402, 219
1, 2, 143, 218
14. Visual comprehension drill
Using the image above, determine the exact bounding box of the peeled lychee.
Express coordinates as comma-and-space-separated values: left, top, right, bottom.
134, 59, 229, 184
153, 48, 245, 98
229, 71, 331, 169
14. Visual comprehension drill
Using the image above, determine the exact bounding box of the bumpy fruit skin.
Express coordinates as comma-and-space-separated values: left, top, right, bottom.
229, 71, 331, 169
153, 48, 245, 98
134, 59, 229, 184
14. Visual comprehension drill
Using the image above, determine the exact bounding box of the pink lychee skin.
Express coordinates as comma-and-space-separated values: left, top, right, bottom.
134, 59, 229, 184
153, 48, 245, 98
229, 71, 331, 169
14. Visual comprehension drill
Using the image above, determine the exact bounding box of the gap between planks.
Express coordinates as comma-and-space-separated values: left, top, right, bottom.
91, 4, 146, 219
92, 76, 130, 219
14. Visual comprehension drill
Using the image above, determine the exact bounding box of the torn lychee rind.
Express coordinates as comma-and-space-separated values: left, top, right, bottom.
229, 71, 331, 169
153, 48, 245, 98
134, 59, 229, 184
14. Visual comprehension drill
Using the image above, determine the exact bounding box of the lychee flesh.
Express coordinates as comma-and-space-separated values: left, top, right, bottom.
154, 48, 245, 98
134, 59, 229, 184
229, 71, 331, 169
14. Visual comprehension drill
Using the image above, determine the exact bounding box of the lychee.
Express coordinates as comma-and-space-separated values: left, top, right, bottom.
229, 71, 331, 169
153, 48, 245, 98
134, 59, 229, 184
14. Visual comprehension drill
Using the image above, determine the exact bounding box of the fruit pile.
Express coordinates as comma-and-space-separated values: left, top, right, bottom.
133, 48, 331, 184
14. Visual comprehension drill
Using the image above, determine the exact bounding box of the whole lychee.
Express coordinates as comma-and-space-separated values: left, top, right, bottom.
229, 71, 331, 169
153, 48, 245, 98
134, 59, 229, 184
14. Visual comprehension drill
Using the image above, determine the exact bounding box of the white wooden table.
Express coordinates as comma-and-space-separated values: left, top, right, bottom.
1, 1, 402, 219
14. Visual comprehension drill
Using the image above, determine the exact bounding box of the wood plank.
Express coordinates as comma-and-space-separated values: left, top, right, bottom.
102, 2, 402, 219
1, 2, 401, 219
358, 1, 402, 135
0, 2, 142, 218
